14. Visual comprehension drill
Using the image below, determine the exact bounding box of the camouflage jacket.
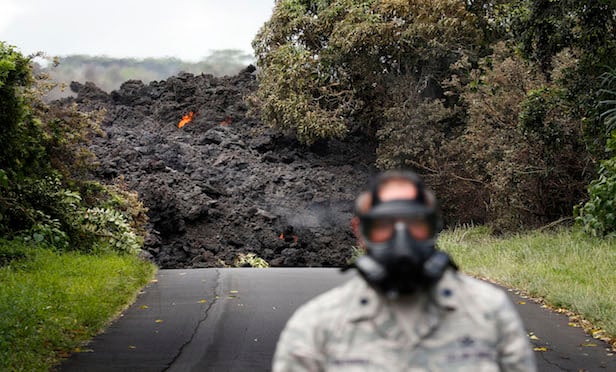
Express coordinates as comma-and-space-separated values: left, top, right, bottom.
273, 269, 536, 372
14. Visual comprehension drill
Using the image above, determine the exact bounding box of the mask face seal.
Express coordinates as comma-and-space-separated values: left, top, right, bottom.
355, 193, 454, 298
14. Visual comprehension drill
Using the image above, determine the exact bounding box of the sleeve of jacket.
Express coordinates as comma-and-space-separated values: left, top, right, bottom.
272, 303, 328, 372
495, 295, 537, 372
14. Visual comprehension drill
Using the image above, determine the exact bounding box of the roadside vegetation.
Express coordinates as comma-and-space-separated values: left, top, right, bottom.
0, 239, 155, 371
1, 42, 156, 370
440, 226, 616, 348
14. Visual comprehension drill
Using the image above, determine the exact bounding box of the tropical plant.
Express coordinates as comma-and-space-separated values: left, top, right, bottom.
81, 207, 142, 254
599, 68, 616, 134
234, 253, 269, 268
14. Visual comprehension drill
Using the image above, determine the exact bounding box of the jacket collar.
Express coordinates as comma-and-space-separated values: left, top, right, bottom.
347, 277, 382, 322
347, 268, 462, 323
346, 269, 462, 345
430, 268, 462, 311
348, 269, 462, 321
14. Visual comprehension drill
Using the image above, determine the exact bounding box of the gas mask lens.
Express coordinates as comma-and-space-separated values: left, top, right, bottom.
364, 217, 431, 243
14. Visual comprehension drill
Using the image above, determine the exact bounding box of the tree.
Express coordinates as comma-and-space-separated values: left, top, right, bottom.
0, 42, 46, 177
250, 0, 483, 144
41, 51, 254, 99
503, 0, 615, 75
450, 43, 587, 230
501, 0, 616, 154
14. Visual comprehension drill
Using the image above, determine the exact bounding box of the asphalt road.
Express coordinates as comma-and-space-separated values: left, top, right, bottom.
59, 268, 615, 371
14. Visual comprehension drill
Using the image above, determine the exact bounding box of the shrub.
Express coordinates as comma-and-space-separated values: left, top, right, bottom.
0, 238, 33, 266
444, 43, 587, 230
576, 70, 616, 236
81, 207, 142, 254
86, 177, 149, 239
598, 68, 616, 134
575, 155, 616, 237
234, 253, 269, 268
0, 42, 147, 254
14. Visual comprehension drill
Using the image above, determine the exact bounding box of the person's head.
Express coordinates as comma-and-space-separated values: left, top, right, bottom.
351, 171, 440, 248
351, 170, 452, 297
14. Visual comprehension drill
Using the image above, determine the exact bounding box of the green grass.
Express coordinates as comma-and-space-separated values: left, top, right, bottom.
0, 240, 157, 371
440, 226, 616, 339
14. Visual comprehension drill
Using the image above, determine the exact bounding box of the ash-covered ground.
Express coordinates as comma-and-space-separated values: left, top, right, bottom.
61, 67, 375, 268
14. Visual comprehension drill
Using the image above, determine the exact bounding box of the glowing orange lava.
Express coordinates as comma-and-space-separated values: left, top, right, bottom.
178, 112, 194, 128
279, 233, 299, 243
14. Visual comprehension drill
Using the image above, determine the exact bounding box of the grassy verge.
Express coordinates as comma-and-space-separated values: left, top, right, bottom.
440, 226, 616, 345
0, 240, 157, 371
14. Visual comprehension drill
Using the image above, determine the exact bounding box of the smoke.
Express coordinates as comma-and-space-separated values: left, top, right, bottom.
276, 200, 354, 230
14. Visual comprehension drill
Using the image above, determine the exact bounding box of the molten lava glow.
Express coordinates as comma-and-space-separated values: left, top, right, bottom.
178, 112, 194, 128
279, 233, 299, 243
220, 116, 233, 126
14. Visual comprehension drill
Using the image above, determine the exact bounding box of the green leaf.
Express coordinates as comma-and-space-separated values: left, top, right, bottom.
0, 169, 8, 189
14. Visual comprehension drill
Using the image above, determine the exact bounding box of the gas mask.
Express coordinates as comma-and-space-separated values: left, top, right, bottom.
353, 177, 455, 298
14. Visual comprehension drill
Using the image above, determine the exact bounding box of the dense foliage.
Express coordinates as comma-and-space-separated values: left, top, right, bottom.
502, 0, 616, 155
576, 69, 616, 236
252, 0, 616, 232
0, 42, 146, 254
250, 0, 483, 144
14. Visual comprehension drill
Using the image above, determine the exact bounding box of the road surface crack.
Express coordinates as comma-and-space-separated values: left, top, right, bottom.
537, 350, 570, 371
162, 268, 221, 371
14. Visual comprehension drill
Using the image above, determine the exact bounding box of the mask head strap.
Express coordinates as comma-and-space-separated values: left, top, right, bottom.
369, 170, 426, 207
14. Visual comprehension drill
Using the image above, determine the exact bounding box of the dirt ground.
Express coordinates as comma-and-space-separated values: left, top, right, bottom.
58, 67, 376, 268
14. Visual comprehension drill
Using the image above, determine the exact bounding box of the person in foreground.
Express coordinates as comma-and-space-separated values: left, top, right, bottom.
273, 170, 536, 371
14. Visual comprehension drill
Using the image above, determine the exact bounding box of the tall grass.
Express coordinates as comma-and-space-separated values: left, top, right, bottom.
440, 227, 616, 337
0, 240, 156, 371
